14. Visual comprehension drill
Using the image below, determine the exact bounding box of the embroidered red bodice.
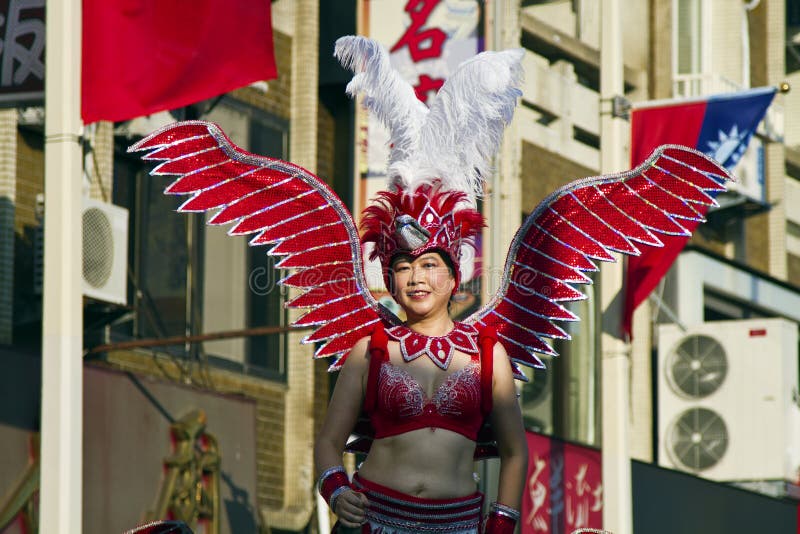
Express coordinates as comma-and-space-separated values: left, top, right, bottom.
364, 323, 496, 441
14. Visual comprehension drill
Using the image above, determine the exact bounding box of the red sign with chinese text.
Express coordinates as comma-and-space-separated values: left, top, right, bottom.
522, 431, 603, 533
389, 0, 447, 102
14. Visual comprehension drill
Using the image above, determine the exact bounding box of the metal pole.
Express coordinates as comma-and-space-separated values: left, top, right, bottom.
600, 0, 633, 532
86, 323, 311, 354
40, 0, 83, 531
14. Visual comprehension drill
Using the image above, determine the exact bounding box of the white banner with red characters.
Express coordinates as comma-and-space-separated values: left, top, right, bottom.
364, 0, 482, 179
522, 431, 604, 534
361, 0, 483, 294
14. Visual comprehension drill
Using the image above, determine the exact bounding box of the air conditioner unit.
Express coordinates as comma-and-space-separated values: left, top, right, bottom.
657, 318, 800, 484
521, 355, 553, 434
82, 198, 129, 305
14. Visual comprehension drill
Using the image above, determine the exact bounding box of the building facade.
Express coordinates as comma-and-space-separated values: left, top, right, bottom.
513, 0, 800, 519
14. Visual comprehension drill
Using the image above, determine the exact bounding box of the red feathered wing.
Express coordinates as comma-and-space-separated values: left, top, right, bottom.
129, 121, 399, 369
464, 145, 733, 380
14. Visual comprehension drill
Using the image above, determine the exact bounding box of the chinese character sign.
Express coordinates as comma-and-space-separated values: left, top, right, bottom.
522, 431, 603, 534
0, 0, 44, 105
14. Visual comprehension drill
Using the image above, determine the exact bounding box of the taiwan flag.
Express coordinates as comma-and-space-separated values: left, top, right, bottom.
622, 87, 776, 339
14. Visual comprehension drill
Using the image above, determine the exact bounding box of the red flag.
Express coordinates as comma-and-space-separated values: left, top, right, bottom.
622, 88, 775, 338
82, 0, 277, 124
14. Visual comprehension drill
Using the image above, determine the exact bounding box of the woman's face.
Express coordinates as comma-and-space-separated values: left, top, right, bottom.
390, 252, 455, 319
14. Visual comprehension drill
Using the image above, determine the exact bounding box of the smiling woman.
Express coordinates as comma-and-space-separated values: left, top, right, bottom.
305, 35, 529, 534
313, 166, 528, 532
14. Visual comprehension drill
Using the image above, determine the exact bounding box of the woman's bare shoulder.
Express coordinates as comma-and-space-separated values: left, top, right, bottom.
340, 335, 372, 370
352, 335, 371, 351
492, 340, 510, 360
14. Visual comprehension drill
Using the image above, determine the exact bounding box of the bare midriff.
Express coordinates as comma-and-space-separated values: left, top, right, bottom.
357, 427, 478, 498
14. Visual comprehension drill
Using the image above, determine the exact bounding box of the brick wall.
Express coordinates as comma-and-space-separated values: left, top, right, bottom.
520, 141, 594, 210
220, 27, 304, 518
15, 128, 44, 233
789, 253, 800, 287
751, 0, 788, 279
86, 121, 114, 202
648, 0, 672, 100
744, 212, 770, 273
688, 226, 731, 260
317, 104, 335, 184
256, 391, 286, 508
231, 31, 292, 123
199, 20, 335, 525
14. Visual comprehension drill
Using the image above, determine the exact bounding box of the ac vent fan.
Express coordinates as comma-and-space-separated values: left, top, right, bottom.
667, 407, 729, 471
83, 207, 115, 288
666, 334, 728, 398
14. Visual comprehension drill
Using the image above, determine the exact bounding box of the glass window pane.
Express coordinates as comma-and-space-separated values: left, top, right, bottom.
246, 117, 288, 375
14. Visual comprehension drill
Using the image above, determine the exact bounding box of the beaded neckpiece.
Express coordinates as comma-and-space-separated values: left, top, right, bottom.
386, 322, 479, 370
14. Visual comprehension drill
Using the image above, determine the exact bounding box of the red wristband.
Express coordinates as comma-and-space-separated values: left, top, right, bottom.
482, 502, 520, 534
318, 466, 351, 508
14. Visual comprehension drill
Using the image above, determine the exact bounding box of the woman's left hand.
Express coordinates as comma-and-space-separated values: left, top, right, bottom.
334, 488, 370, 528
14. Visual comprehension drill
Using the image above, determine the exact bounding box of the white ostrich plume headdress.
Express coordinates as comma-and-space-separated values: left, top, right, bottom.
334, 35, 524, 202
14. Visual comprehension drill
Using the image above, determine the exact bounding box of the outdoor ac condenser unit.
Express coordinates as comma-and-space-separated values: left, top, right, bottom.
658, 318, 800, 483
34, 196, 129, 306
82, 197, 129, 305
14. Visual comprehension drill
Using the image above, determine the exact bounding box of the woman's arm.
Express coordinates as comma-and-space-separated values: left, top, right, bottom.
314, 336, 371, 527
489, 343, 529, 511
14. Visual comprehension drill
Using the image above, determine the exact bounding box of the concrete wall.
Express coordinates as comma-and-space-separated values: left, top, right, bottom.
83, 366, 258, 533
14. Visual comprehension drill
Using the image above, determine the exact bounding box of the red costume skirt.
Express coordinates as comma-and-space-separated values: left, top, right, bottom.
341, 473, 483, 534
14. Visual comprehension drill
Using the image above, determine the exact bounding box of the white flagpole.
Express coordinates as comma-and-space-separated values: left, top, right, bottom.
600, 0, 633, 532
40, 0, 83, 530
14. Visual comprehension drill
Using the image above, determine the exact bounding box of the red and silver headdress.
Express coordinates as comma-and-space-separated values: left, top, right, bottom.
334, 36, 523, 288
360, 185, 483, 289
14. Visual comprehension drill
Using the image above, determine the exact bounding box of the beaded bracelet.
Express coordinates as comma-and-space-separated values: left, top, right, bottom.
317, 465, 351, 511
482, 502, 520, 534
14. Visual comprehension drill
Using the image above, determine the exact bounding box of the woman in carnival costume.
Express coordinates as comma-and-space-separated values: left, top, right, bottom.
130, 36, 732, 534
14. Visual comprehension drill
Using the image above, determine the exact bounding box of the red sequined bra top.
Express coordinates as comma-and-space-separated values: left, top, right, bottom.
363, 324, 497, 441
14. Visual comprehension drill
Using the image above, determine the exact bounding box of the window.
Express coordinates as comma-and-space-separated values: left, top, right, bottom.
520, 275, 599, 446
113, 100, 290, 380
113, 152, 189, 344
703, 289, 771, 322
673, 0, 710, 96
245, 117, 288, 375
198, 99, 290, 379
675, 0, 703, 75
